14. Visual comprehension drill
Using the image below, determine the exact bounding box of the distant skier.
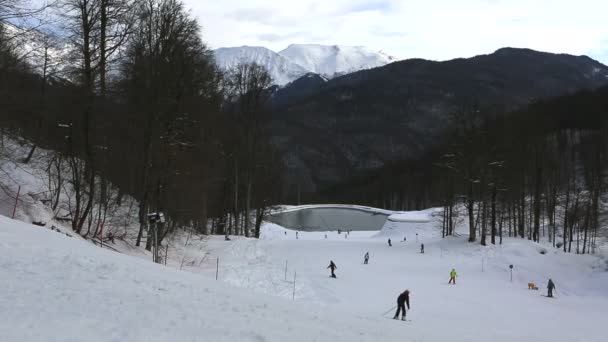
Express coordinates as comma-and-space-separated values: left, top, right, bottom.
393, 289, 411, 320
420, 243, 424, 254
296, 231, 299, 240
364, 252, 369, 264
547, 278, 556, 298
388, 238, 392, 247
324, 234, 327, 239
327, 261, 337, 278
403, 236, 407, 242
449, 268, 457, 284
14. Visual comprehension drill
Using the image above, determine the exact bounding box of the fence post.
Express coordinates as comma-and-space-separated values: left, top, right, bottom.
11, 185, 21, 219
216, 258, 219, 280
292, 271, 296, 300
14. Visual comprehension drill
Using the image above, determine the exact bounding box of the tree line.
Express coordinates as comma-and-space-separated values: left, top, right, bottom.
0, 0, 284, 257
323, 88, 608, 253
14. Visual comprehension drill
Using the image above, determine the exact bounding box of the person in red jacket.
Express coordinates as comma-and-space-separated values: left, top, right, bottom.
393, 290, 410, 320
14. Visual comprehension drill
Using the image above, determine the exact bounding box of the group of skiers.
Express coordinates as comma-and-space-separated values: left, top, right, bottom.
324, 241, 557, 321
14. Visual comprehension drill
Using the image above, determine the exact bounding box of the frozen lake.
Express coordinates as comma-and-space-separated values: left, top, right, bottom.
266, 207, 389, 231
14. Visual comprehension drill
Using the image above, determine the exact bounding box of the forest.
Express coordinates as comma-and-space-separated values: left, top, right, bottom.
1, 0, 607, 256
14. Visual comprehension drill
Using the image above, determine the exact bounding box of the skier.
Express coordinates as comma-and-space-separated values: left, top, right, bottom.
449, 268, 457, 284
327, 261, 337, 278
388, 238, 392, 247
296, 231, 299, 240
393, 289, 411, 320
420, 243, 424, 254
364, 252, 369, 264
324, 234, 327, 239
403, 236, 407, 242
547, 278, 556, 297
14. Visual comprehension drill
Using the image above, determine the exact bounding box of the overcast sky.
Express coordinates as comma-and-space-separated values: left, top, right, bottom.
185, 0, 608, 64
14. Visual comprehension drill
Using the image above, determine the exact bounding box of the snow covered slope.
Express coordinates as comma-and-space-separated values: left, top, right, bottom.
213, 44, 396, 85
0, 215, 410, 342
213, 46, 308, 86
279, 44, 396, 78
199, 216, 608, 342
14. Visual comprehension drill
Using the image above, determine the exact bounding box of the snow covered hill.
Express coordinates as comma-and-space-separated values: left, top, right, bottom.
279, 44, 396, 78
213, 44, 396, 85
0, 215, 410, 342
213, 46, 308, 86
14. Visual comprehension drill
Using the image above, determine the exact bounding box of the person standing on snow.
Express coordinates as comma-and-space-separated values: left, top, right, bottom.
547, 278, 556, 297
393, 290, 411, 320
420, 243, 424, 254
449, 268, 457, 284
388, 238, 392, 247
364, 252, 369, 264
327, 261, 337, 278
296, 231, 299, 239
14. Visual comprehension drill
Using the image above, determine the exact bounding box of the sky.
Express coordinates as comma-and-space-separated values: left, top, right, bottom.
185, 0, 608, 64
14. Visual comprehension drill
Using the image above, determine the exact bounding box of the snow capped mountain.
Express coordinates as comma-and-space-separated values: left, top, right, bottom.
213, 44, 397, 86
278, 44, 396, 78
213, 46, 308, 86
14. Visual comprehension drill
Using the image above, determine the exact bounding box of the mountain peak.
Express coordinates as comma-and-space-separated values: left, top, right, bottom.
213, 44, 397, 86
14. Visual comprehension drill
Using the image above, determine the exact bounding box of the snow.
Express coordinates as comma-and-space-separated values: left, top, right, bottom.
213, 44, 397, 85
0, 215, 410, 342
386, 209, 435, 223
213, 46, 308, 86
279, 44, 396, 78
199, 216, 608, 342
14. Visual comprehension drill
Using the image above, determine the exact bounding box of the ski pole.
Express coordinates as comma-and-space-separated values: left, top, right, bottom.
381, 305, 397, 317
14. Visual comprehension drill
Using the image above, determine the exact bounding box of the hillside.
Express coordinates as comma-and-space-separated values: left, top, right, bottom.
268, 48, 608, 192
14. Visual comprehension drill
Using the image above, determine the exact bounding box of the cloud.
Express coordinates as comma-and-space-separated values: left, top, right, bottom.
254, 32, 310, 43
343, 0, 393, 14
186, 0, 608, 65
225, 7, 292, 26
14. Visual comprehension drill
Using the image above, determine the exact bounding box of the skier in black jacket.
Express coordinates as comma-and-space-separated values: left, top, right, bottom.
547, 278, 556, 298
393, 290, 410, 320
327, 261, 337, 278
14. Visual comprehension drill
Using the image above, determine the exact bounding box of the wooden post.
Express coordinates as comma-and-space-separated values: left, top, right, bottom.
292, 271, 296, 300
12, 185, 21, 219
216, 258, 219, 280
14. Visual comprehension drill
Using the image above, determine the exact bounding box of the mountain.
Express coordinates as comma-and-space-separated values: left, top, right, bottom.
269, 72, 328, 108
213, 46, 308, 86
213, 44, 396, 85
278, 44, 396, 78
267, 48, 608, 193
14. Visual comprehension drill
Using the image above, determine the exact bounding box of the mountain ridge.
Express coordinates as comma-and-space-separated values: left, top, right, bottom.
213, 44, 397, 85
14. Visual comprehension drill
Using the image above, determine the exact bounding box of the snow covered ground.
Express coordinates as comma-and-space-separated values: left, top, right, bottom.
198, 215, 608, 342
2, 210, 608, 342
0, 215, 409, 342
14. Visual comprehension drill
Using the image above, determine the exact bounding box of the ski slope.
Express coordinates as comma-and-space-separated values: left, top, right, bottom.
199, 215, 608, 342
1, 202, 607, 341
0, 215, 409, 342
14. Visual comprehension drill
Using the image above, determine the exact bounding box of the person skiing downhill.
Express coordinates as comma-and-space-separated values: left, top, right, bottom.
388, 238, 392, 247
393, 290, 411, 320
327, 261, 337, 278
364, 252, 369, 264
420, 243, 424, 254
547, 278, 556, 297
449, 268, 457, 284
